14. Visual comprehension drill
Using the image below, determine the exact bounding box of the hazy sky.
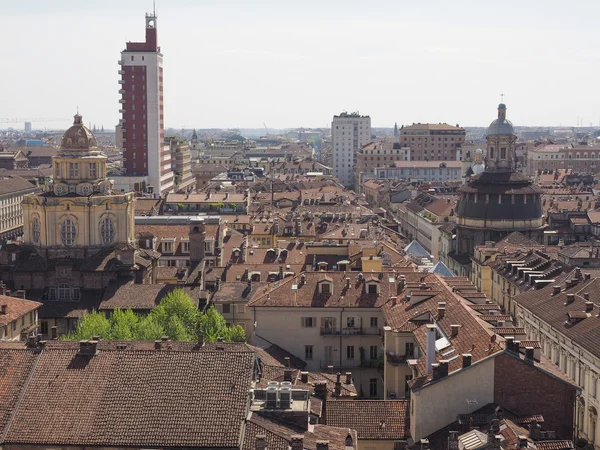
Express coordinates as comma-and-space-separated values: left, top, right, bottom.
2, 0, 600, 130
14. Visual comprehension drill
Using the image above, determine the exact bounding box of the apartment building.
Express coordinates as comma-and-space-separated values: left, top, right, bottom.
0, 174, 40, 243
526, 144, 600, 175
381, 272, 579, 441
355, 139, 410, 190
331, 112, 371, 188
249, 270, 395, 398
0, 290, 41, 341
514, 274, 600, 446
372, 160, 462, 183
398, 123, 466, 161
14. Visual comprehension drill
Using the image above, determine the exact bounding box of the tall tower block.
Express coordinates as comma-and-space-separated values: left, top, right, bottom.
119, 13, 173, 195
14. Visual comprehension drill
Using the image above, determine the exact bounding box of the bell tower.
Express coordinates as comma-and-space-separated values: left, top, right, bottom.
485, 103, 517, 172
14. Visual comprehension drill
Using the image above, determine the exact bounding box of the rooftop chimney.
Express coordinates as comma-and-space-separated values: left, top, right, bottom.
518, 436, 528, 449
505, 336, 515, 353
585, 272, 592, 280
420, 438, 430, 450
334, 373, 342, 396
462, 354, 472, 368
525, 347, 534, 363
290, 435, 304, 450
451, 324, 460, 337
316, 441, 329, 450
284, 369, 293, 382
255, 435, 266, 450
566, 294, 575, 304
79, 340, 98, 356
426, 324, 436, 376
327, 365, 334, 374
345, 372, 352, 384
586, 301, 594, 312
552, 285, 561, 295
51, 326, 58, 340
154, 340, 162, 350
584, 292, 590, 300
285, 356, 291, 367
529, 422, 541, 440
438, 302, 446, 319
27, 335, 36, 348
576, 267, 582, 279
300, 371, 309, 383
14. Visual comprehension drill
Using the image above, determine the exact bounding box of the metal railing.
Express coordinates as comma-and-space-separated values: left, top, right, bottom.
320, 326, 381, 336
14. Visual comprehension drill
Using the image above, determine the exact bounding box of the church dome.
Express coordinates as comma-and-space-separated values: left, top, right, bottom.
487, 103, 514, 136
60, 113, 98, 150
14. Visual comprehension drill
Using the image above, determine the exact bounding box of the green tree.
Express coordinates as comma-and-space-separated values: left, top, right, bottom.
222, 324, 246, 342
150, 289, 200, 340
63, 310, 111, 340
136, 315, 166, 341
108, 308, 139, 340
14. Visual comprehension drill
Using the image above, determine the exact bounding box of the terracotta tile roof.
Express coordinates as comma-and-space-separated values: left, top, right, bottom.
243, 413, 356, 450
0, 349, 38, 438
98, 282, 203, 311
0, 175, 38, 196
383, 274, 503, 384
492, 327, 526, 335
249, 271, 396, 308
326, 400, 409, 440
515, 414, 544, 424
0, 295, 41, 327
478, 314, 513, 322
2, 347, 255, 447
514, 276, 600, 358
536, 441, 574, 450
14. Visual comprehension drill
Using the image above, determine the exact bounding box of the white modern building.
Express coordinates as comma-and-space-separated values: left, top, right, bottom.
331, 112, 371, 188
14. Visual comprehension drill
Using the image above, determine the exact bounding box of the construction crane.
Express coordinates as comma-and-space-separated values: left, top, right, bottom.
0, 117, 69, 124
263, 122, 269, 138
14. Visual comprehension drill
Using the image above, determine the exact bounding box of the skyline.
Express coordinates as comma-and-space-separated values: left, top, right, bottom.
2, 0, 600, 130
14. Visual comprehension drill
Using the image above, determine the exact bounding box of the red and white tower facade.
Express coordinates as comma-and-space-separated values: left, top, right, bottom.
118, 13, 173, 195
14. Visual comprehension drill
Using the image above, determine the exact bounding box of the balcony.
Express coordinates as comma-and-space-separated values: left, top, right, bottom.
118, 80, 125, 85
119, 99, 126, 104
118, 60, 125, 65
119, 109, 126, 114
121, 138, 126, 142
119, 89, 126, 94
386, 351, 409, 366
320, 326, 381, 336
118, 70, 124, 75
319, 360, 362, 370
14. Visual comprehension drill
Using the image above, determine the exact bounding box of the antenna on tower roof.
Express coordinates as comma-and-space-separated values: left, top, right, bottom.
153, 0, 156, 16
500, 93, 505, 103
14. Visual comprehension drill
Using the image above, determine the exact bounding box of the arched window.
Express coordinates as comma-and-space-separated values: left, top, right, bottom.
592, 153, 596, 159
32, 216, 40, 244
61, 219, 76, 247
576, 153, 580, 159
101, 216, 115, 245
568, 153, 572, 159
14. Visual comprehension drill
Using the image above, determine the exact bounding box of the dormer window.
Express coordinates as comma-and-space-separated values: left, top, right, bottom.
318, 277, 333, 295
318, 262, 328, 271
366, 280, 380, 294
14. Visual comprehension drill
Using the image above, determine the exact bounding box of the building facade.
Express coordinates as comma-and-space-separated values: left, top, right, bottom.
355, 139, 410, 189
526, 143, 600, 175
331, 112, 371, 188
0, 175, 40, 243
398, 123, 466, 161
118, 12, 173, 195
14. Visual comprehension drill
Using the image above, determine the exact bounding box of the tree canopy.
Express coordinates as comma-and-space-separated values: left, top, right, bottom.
63, 289, 245, 343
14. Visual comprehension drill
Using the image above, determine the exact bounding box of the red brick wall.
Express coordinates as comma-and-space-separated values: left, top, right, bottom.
494, 353, 577, 439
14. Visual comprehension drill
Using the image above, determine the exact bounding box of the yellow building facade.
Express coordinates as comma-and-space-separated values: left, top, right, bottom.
22, 114, 135, 258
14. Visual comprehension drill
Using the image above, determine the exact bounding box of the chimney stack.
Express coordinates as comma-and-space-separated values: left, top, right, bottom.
438, 304, 446, 320
566, 294, 575, 304
285, 356, 291, 367
316, 441, 329, 450
313, 381, 328, 424
79, 340, 98, 356
391, 297, 397, 307
420, 438, 430, 450
585, 272, 591, 280
426, 324, 436, 376
450, 324, 460, 337
528, 422, 541, 440
300, 371, 309, 383
525, 347, 534, 362
327, 365, 334, 374
334, 373, 342, 396
584, 292, 590, 300
505, 336, 515, 353
27, 335, 36, 348
345, 372, 352, 384
552, 285, 561, 295
586, 301, 594, 312
290, 435, 304, 450
154, 340, 162, 350
462, 354, 472, 368
284, 369, 293, 382
255, 435, 266, 450
49, 325, 57, 340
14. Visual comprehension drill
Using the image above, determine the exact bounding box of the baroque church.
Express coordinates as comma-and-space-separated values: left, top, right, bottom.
454, 103, 545, 256
0, 115, 159, 331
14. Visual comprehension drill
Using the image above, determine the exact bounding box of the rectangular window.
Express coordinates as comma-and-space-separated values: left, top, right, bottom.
182, 241, 190, 253
222, 304, 231, 314
370, 345, 378, 360
40, 320, 48, 335
369, 378, 377, 397
55, 163, 61, 177
69, 163, 79, 178
89, 162, 97, 178
405, 342, 415, 358
370, 317, 378, 328
347, 345, 355, 360
301, 317, 315, 328
346, 317, 355, 328
305, 345, 313, 360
